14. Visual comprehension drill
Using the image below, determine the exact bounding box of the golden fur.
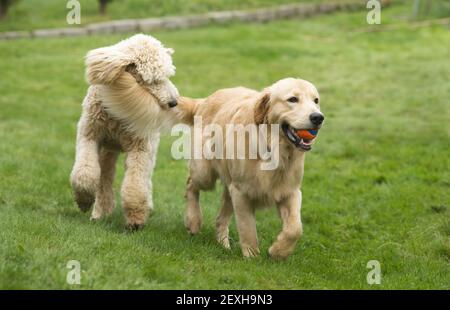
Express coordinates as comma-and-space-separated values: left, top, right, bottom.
178, 78, 324, 258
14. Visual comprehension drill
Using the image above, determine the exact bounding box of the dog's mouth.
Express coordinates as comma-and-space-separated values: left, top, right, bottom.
281, 123, 317, 152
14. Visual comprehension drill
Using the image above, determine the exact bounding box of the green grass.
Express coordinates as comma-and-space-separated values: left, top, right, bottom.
0, 0, 339, 32
2, 0, 447, 32
0, 3, 449, 289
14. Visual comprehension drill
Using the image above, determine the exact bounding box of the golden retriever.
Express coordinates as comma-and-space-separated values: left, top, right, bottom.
177, 78, 324, 258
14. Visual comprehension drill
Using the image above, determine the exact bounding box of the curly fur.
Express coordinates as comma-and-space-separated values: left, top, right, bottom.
86, 34, 175, 85
70, 34, 179, 229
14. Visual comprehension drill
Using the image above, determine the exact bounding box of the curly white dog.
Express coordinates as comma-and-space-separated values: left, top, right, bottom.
70, 34, 179, 230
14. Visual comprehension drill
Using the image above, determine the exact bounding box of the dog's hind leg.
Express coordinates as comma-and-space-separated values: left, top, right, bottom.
70, 133, 100, 212
146, 136, 159, 215
121, 143, 154, 230
184, 176, 202, 235
216, 186, 233, 249
185, 160, 216, 235
91, 149, 119, 221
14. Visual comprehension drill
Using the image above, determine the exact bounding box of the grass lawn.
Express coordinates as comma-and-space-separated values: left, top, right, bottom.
0, 3, 449, 289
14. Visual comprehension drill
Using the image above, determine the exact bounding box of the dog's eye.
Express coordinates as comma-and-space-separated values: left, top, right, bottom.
314, 98, 319, 104
287, 96, 298, 103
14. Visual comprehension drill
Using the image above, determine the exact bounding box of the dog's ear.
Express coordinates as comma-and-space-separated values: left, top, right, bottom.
254, 91, 270, 125
85, 47, 132, 85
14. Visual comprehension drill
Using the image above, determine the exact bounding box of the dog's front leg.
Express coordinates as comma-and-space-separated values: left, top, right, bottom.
91, 149, 118, 220
184, 176, 203, 235
229, 184, 259, 258
269, 190, 303, 259
70, 131, 100, 212
121, 146, 153, 230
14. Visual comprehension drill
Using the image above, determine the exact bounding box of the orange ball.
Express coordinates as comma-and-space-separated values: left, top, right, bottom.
296, 129, 318, 140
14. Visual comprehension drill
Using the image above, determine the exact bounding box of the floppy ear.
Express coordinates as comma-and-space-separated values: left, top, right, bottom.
85, 47, 133, 85
254, 92, 270, 125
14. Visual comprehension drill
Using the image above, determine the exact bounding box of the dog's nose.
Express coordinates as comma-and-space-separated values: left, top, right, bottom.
309, 112, 324, 126
168, 99, 177, 108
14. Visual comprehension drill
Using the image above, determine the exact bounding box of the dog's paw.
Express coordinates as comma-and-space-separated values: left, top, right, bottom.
126, 223, 145, 232
91, 200, 115, 220
242, 246, 260, 258
217, 236, 231, 250
73, 189, 95, 212
268, 245, 291, 260
123, 204, 149, 231
216, 230, 231, 249
90, 215, 100, 222
71, 166, 100, 212
184, 213, 202, 235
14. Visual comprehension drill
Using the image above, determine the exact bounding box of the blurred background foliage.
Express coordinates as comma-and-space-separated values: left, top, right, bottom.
0, 0, 448, 32
412, 0, 450, 19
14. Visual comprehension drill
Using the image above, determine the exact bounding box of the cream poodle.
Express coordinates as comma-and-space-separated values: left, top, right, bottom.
70, 34, 179, 230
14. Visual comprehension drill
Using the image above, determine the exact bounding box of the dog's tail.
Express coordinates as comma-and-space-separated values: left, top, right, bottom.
174, 97, 202, 125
